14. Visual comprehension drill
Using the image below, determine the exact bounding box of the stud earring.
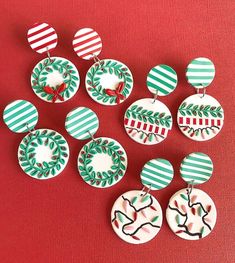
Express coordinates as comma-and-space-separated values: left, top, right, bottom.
72, 28, 133, 106
27, 22, 80, 103
3, 100, 69, 179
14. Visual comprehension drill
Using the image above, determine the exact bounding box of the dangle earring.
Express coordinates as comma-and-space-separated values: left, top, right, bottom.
111, 158, 174, 244
124, 64, 178, 145
65, 107, 128, 188
166, 152, 217, 240
28, 22, 80, 103
3, 100, 69, 179
72, 28, 133, 105
177, 57, 224, 141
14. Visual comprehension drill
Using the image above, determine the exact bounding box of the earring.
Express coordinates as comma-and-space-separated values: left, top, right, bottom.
177, 57, 224, 141
3, 100, 69, 179
27, 22, 80, 103
166, 152, 217, 240
111, 158, 174, 244
124, 64, 178, 145
65, 106, 128, 188
72, 28, 133, 106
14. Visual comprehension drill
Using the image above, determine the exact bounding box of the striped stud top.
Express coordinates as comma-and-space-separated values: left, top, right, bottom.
3, 100, 38, 133
140, 158, 174, 190
186, 57, 215, 88
65, 107, 99, 140
27, 22, 58, 54
147, 64, 178, 96
73, 28, 102, 60
180, 152, 213, 185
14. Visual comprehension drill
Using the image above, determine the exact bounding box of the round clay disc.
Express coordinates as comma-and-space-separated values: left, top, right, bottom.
85, 59, 133, 105
177, 94, 224, 141
31, 57, 80, 103
77, 137, 127, 188
111, 190, 163, 244
124, 98, 172, 145
18, 129, 69, 179
166, 188, 217, 240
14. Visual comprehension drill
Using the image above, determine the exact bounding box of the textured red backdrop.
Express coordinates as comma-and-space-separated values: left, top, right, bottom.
1, 1, 234, 262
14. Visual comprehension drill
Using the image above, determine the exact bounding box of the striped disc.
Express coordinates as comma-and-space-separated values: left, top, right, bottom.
3, 100, 38, 133
73, 28, 102, 60
180, 152, 213, 185
27, 22, 58, 54
65, 107, 99, 140
147, 64, 178, 96
140, 158, 174, 190
186, 57, 215, 88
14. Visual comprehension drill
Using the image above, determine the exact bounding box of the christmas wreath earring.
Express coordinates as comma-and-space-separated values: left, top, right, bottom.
111, 158, 174, 244
3, 100, 69, 179
28, 22, 80, 103
65, 107, 128, 187
177, 57, 224, 141
166, 152, 217, 240
124, 64, 178, 145
72, 28, 133, 105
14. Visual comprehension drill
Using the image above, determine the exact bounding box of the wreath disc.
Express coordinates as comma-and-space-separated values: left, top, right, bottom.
111, 190, 163, 244
77, 137, 127, 188
85, 59, 133, 106
31, 57, 80, 103
177, 94, 224, 141
166, 188, 217, 240
124, 98, 172, 145
18, 129, 69, 179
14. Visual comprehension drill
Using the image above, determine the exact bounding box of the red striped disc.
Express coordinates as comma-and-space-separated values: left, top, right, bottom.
27, 22, 58, 54
73, 28, 102, 60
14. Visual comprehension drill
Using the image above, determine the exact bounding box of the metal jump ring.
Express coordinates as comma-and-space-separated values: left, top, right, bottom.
152, 91, 158, 104
87, 130, 96, 142
196, 86, 206, 98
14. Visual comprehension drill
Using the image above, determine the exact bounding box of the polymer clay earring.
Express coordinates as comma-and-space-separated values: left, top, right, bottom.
111, 158, 174, 244
166, 152, 217, 240
177, 57, 224, 141
28, 22, 80, 103
65, 107, 128, 188
124, 64, 178, 145
72, 28, 133, 105
3, 100, 69, 179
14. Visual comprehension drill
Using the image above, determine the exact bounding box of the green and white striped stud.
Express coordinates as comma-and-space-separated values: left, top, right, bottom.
180, 152, 213, 185
3, 100, 38, 133
186, 57, 215, 89
140, 158, 174, 190
146, 64, 178, 96
65, 107, 99, 140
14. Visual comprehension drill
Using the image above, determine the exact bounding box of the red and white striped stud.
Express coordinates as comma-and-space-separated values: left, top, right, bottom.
72, 28, 102, 60
27, 22, 58, 54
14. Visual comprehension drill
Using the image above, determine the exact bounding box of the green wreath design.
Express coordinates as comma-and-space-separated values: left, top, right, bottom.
125, 105, 172, 128
31, 58, 79, 101
18, 130, 69, 178
86, 60, 133, 104
78, 138, 126, 187
179, 102, 223, 118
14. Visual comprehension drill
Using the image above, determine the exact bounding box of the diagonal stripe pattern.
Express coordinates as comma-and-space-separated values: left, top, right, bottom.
73, 28, 102, 60
180, 152, 213, 185
140, 158, 174, 190
65, 107, 99, 140
3, 100, 38, 133
186, 57, 215, 88
27, 22, 58, 54
147, 64, 178, 96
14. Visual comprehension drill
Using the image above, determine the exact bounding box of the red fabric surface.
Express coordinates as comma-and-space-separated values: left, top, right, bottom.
1, 1, 234, 262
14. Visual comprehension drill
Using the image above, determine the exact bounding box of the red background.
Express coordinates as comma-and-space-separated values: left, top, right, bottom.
1, 1, 234, 262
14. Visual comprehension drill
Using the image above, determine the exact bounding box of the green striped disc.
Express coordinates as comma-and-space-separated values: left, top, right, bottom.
186, 57, 215, 88
3, 100, 38, 133
146, 64, 178, 96
140, 158, 174, 190
180, 152, 213, 185
65, 107, 99, 140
